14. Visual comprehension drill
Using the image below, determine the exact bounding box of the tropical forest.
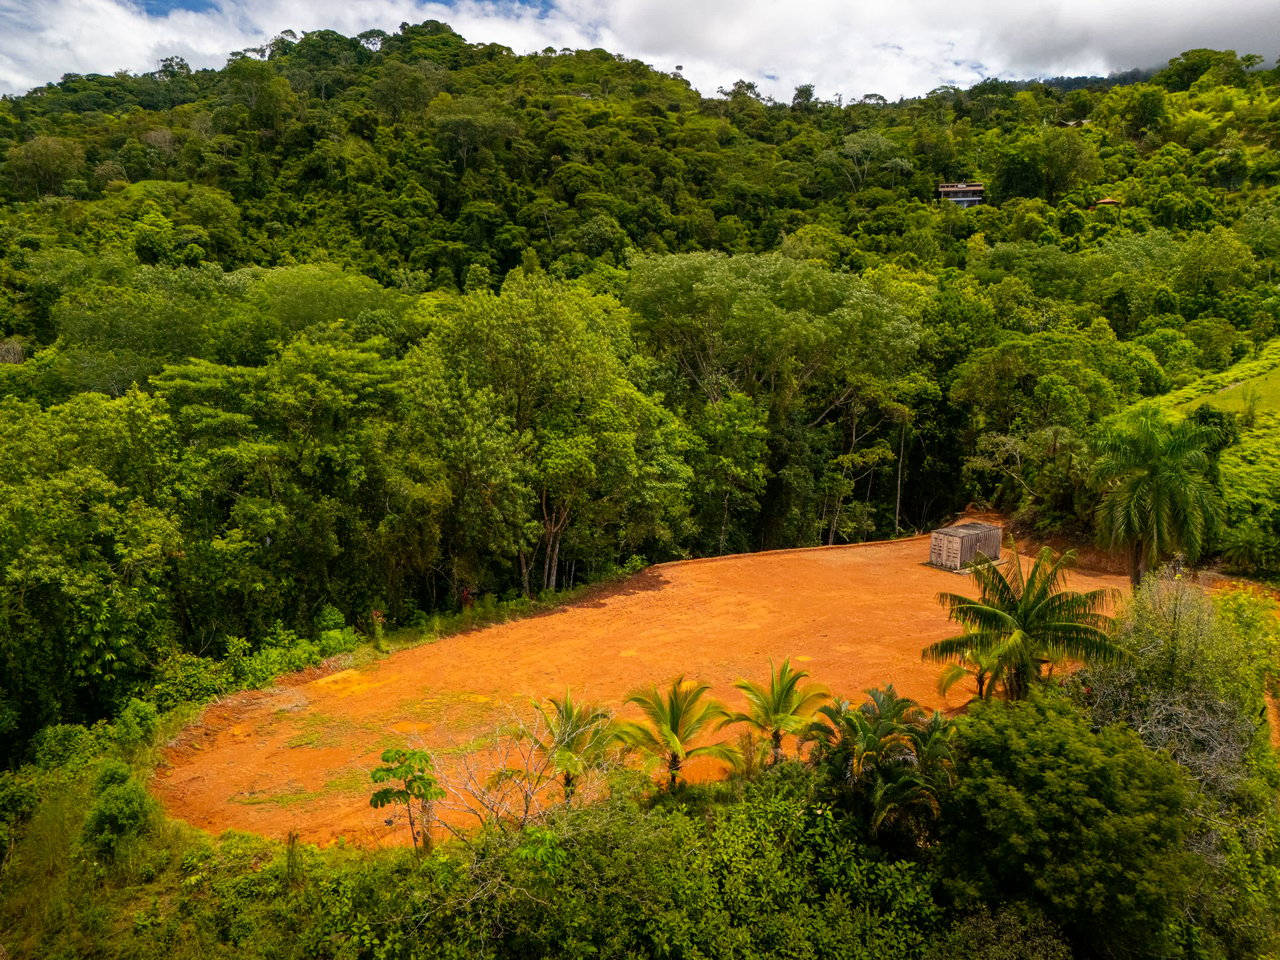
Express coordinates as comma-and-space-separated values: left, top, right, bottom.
1, 21, 1280, 959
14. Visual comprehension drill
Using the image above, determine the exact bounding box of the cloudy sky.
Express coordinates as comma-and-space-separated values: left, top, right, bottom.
1, 0, 1278, 101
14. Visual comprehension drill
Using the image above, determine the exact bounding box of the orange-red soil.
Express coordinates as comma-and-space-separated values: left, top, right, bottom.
153, 536, 1129, 846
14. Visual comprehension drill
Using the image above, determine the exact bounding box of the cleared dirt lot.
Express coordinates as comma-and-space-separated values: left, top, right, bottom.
153, 535, 1129, 846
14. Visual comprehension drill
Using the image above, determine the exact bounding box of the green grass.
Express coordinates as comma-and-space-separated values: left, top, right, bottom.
284, 715, 370, 750
1166, 339, 1280, 415
1177, 365, 1280, 415
1161, 342, 1280, 526
230, 768, 370, 808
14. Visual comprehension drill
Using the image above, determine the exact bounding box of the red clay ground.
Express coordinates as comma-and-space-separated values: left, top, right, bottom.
153, 535, 1129, 847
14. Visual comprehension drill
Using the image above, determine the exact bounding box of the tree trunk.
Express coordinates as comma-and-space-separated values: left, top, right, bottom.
1129, 541, 1148, 587
894, 421, 906, 537
548, 534, 561, 593
518, 548, 532, 598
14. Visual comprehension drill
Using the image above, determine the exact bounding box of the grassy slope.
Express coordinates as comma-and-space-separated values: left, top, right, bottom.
1167, 340, 1280, 523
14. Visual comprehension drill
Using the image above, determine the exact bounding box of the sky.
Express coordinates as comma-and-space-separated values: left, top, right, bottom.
1, 0, 1278, 101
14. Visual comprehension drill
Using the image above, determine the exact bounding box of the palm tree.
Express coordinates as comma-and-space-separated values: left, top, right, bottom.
935, 641, 1001, 703
805, 686, 921, 786
527, 691, 617, 803
1092, 405, 1225, 585
923, 544, 1120, 700
723, 659, 829, 765
802, 686, 955, 841
619, 677, 739, 789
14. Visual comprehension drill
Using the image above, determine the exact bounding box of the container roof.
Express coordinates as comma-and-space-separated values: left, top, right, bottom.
933, 522, 1001, 536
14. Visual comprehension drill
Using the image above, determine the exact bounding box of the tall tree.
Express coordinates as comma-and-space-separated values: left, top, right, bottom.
1092, 405, 1226, 585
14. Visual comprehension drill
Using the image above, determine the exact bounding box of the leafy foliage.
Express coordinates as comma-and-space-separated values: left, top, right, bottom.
81, 777, 157, 859
524, 691, 618, 802
725, 658, 829, 765
2, 27, 1280, 959
369, 748, 444, 852
1093, 403, 1225, 582
804, 686, 955, 846
940, 694, 1198, 959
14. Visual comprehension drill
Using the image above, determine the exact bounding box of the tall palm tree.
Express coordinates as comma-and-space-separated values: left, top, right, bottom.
619, 677, 738, 789
723, 659, 829, 765
923, 544, 1120, 700
1092, 405, 1225, 585
527, 691, 617, 803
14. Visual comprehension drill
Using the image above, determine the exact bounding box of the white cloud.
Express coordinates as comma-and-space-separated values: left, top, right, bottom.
0, 0, 1277, 100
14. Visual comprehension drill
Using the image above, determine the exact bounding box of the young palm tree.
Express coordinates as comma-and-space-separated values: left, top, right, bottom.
869, 709, 956, 838
935, 642, 1001, 702
619, 677, 738, 789
923, 543, 1121, 700
723, 659, 829, 765
1092, 405, 1225, 585
527, 691, 617, 803
804, 687, 917, 786
802, 686, 955, 841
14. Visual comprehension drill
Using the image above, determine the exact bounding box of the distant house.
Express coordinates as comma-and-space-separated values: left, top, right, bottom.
938, 182, 985, 208
1088, 197, 1122, 211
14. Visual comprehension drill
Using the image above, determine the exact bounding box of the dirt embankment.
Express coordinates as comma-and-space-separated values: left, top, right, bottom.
153, 536, 1130, 846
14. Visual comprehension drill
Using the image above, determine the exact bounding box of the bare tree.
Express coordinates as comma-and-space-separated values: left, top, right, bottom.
428, 705, 623, 843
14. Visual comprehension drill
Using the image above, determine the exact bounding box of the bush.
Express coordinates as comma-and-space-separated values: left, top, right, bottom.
92, 759, 133, 796
111, 698, 159, 755
151, 651, 230, 710
81, 779, 157, 859
1219, 519, 1280, 574
925, 907, 1071, 960
0, 768, 41, 853
317, 626, 360, 657
27, 723, 98, 770
939, 694, 1197, 960
313, 604, 345, 633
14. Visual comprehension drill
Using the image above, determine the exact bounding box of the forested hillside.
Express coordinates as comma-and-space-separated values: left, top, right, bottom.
2, 24, 1280, 960
3, 28, 1279, 751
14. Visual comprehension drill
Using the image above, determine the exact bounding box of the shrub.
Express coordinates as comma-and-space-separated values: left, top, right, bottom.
939, 694, 1197, 960
1219, 519, 1280, 574
27, 724, 98, 770
925, 907, 1070, 960
92, 759, 133, 796
111, 698, 159, 756
0, 768, 41, 853
81, 779, 157, 859
316, 626, 360, 657
313, 604, 345, 633
151, 651, 230, 710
